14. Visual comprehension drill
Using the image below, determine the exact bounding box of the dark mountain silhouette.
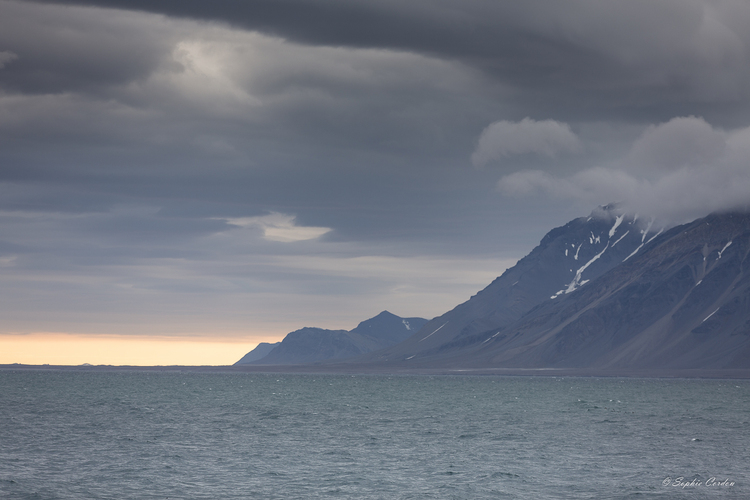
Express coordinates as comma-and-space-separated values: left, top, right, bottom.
235, 311, 427, 365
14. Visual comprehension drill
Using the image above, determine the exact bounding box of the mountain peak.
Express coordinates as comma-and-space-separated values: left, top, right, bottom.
353, 310, 397, 327
590, 202, 625, 219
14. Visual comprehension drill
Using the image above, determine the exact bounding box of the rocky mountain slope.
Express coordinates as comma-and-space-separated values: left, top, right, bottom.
361, 210, 750, 371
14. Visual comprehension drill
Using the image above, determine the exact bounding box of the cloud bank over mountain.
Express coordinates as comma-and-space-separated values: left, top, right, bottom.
497, 116, 750, 222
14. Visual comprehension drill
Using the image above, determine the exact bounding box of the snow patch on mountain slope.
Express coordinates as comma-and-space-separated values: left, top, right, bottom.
609, 214, 625, 238
420, 322, 447, 342
612, 230, 630, 247
565, 241, 610, 294
718, 241, 732, 259
623, 219, 659, 262
703, 308, 720, 322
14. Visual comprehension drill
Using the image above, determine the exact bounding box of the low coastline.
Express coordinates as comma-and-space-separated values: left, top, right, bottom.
3, 363, 750, 379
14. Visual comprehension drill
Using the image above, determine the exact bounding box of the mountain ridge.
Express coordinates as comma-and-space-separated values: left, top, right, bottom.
235, 311, 427, 365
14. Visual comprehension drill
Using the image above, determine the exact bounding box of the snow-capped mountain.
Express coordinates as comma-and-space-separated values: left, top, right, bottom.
357, 209, 750, 371
460, 211, 750, 370
363, 204, 662, 364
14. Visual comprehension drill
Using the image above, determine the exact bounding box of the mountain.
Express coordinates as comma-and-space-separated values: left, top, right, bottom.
360, 209, 750, 371
235, 311, 427, 365
234, 342, 279, 364
363, 204, 661, 364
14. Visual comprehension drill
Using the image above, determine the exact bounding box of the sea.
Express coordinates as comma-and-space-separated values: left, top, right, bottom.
1, 370, 748, 500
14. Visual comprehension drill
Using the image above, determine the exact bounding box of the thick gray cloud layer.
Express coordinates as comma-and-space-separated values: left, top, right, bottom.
24, 0, 750, 123
2, 0, 750, 341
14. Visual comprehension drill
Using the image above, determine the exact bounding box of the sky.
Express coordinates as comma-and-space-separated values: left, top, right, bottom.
2, 0, 750, 365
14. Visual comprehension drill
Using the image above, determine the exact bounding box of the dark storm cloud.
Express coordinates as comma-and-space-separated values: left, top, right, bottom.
25, 0, 750, 124
0, 0, 509, 247
4, 0, 749, 234
0, 1, 170, 94
0, 0, 491, 168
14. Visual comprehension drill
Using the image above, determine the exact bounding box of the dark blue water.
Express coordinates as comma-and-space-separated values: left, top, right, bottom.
1, 371, 748, 499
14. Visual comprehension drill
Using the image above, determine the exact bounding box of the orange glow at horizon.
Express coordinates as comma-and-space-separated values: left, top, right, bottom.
0, 333, 280, 366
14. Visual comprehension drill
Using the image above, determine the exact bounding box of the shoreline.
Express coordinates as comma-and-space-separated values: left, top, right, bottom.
2, 363, 750, 379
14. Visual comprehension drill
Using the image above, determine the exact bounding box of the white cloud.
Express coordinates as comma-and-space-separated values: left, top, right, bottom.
496, 170, 559, 196
497, 167, 642, 206
498, 117, 750, 222
471, 118, 581, 166
627, 116, 726, 173
225, 212, 332, 242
